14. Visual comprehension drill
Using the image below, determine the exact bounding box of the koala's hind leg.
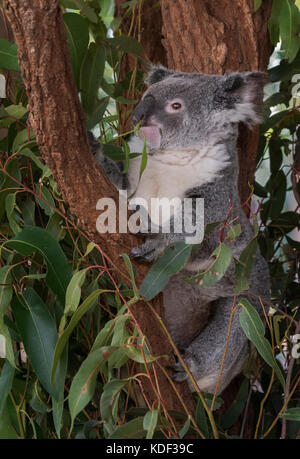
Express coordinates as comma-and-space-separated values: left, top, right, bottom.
172, 296, 249, 395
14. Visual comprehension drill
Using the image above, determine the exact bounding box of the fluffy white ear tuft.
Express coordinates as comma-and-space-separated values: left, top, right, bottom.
223, 72, 268, 126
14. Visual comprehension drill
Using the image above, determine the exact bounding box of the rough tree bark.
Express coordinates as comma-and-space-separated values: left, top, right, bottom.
4, 0, 194, 415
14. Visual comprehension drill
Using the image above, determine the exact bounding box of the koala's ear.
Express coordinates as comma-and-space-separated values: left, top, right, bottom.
145, 65, 176, 86
222, 71, 268, 125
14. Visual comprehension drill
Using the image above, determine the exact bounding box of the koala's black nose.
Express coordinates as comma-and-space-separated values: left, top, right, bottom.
132, 113, 144, 127
132, 94, 155, 126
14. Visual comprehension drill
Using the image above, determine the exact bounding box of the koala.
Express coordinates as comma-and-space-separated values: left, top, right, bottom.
91, 65, 270, 395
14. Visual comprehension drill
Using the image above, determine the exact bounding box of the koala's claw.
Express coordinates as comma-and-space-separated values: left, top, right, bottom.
169, 361, 188, 382
129, 242, 160, 262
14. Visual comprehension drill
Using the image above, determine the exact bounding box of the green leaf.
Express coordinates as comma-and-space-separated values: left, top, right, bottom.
254, 0, 262, 12
0, 104, 27, 129
80, 43, 106, 116
279, 0, 300, 62
106, 36, 144, 55
91, 319, 114, 351
68, 346, 114, 428
225, 224, 241, 242
196, 398, 209, 438
61, 0, 98, 23
19, 198, 36, 227
35, 183, 55, 217
0, 39, 20, 71
6, 226, 72, 305
0, 266, 14, 366
143, 409, 158, 439
52, 345, 68, 438
221, 379, 249, 429
204, 392, 224, 411
100, 379, 130, 431
0, 400, 19, 439
192, 243, 232, 287
63, 13, 89, 87
0, 360, 15, 418
0, 266, 13, 316
5, 193, 21, 235
11, 289, 62, 399
268, 52, 300, 82
12, 128, 35, 154
268, 0, 284, 45
280, 408, 300, 421
121, 254, 139, 299
51, 289, 104, 386
178, 416, 191, 439
64, 268, 87, 315
107, 315, 131, 370
139, 241, 192, 301
86, 96, 109, 130
139, 136, 148, 180
109, 417, 146, 439
254, 180, 268, 198
124, 344, 161, 364
239, 298, 285, 389
234, 238, 258, 293
19, 147, 49, 178
266, 171, 286, 219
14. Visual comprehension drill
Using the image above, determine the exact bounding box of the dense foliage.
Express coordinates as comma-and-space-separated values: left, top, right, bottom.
0, 0, 299, 439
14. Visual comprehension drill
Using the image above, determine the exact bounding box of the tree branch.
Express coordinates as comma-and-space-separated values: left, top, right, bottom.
4, 0, 194, 414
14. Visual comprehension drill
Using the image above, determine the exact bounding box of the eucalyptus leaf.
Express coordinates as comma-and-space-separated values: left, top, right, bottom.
0, 360, 15, 418
80, 43, 106, 116
51, 289, 105, 385
279, 0, 300, 63
6, 226, 72, 305
0, 104, 27, 128
106, 36, 144, 55
140, 241, 192, 301
12, 289, 62, 399
69, 346, 115, 428
143, 409, 158, 439
280, 408, 300, 421
193, 243, 232, 287
63, 13, 89, 87
239, 298, 285, 389
234, 238, 258, 293
0, 39, 20, 71
109, 417, 146, 439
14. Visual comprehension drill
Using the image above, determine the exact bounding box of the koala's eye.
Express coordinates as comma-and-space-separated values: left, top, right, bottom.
165, 99, 184, 114
171, 102, 182, 110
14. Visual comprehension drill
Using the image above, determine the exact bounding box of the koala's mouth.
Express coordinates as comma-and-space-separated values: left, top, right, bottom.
139, 125, 162, 150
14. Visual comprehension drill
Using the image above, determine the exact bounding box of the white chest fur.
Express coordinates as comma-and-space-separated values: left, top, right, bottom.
127, 137, 230, 210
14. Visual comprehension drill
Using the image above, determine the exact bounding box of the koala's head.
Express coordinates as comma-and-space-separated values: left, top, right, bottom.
132, 65, 266, 151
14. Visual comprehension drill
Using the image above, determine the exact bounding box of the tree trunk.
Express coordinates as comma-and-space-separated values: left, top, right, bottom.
4, 0, 194, 418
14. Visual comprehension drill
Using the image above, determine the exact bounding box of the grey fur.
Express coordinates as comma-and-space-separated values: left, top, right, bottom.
91, 66, 270, 394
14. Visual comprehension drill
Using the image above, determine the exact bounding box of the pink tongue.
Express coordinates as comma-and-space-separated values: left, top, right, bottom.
139, 126, 161, 149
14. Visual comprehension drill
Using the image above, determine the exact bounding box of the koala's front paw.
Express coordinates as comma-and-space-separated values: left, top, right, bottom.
169, 350, 195, 383
169, 361, 189, 382
129, 240, 164, 262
